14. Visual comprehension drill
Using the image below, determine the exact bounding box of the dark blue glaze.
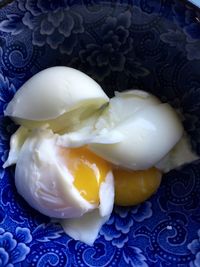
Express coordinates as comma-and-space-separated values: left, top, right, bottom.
0, 1, 200, 266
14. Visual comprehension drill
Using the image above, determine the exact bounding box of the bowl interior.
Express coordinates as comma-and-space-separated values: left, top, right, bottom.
0, 0, 200, 266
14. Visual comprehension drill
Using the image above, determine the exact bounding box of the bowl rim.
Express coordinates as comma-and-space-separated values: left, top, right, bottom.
187, 0, 200, 9
0, 0, 199, 10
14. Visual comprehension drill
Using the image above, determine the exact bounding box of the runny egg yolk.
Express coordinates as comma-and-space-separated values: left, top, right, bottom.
59, 147, 162, 207
59, 146, 111, 204
113, 167, 162, 206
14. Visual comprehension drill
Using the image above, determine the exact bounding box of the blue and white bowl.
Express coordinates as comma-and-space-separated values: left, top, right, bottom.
0, 1, 200, 266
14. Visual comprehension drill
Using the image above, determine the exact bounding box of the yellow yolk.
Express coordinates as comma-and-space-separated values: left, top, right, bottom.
113, 167, 162, 206
59, 146, 161, 207
59, 146, 111, 204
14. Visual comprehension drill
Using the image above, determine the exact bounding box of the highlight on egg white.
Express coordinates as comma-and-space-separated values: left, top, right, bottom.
3, 67, 199, 245
4, 66, 109, 132
89, 91, 184, 170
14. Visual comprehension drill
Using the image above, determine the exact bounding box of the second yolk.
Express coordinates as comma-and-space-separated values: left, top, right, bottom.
60, 147, 162, 207
59, 146, 111, 205
113, 167, 162, 206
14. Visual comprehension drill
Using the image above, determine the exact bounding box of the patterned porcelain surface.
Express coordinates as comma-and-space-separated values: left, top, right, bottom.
0, 1, 200, 266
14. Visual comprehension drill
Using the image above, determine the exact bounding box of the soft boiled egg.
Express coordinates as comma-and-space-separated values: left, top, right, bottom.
4, 67, 109, 132
89, 90, 184, 170
14, 129, 114, 245
4, 65, 194, 246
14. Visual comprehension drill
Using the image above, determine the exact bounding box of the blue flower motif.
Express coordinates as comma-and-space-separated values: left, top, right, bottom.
188, 229, 200, 267
0, 227, 32, 266
0, 117, 17, 168
123, 245, 148, 267
14, 227, 32, 244
0, 0, 84, 55
131, 201, 152, 222
160, 29, 186, 51
160, 28, 200, 61
32, 223, 63, 242
159, 2, 200, 61
80, 11, 133, 80
0, 74, 16, 114
101, 202, 152, 248
188, 236, 200, 254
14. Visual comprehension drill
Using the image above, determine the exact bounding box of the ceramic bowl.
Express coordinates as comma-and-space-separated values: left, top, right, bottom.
0, 1, 200, 266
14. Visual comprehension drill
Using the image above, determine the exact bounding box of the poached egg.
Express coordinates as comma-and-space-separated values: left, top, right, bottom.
4, 67, 198, 245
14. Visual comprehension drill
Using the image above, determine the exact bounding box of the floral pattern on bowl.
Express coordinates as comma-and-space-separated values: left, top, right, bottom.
0, 0, 200, 266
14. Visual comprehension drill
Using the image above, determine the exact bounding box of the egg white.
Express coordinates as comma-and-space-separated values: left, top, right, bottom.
4, 84, 194, 245
3, 126, 30, 168
60, 210, 109, 246
4, 67, 109, 132
93, 90, 160, 131
15, 129, 94, 218
156, 135, 199, 172
89, 91, 184, 170
59, 172, 114, 245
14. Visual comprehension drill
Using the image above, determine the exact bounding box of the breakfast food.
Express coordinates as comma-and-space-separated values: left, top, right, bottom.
3, 67, 198, 245
14, 130, 114, 218
89, 90, 183, 170
5, 67, 109, 132
114, 167, 162, 206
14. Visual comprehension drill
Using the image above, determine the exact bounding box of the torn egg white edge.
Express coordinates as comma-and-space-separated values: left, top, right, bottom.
3, 126, 31, 168
55, 171, 114, 246
99, 171, 114, 217
14, 128, 97, 219
156, 134, 199, 173
55, 105, 125, 147
55, 130, 124, 148
89, 103, 185, 170
58, 210, 110, 246
3, 124, 51, 168
94, 89, 161, 132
